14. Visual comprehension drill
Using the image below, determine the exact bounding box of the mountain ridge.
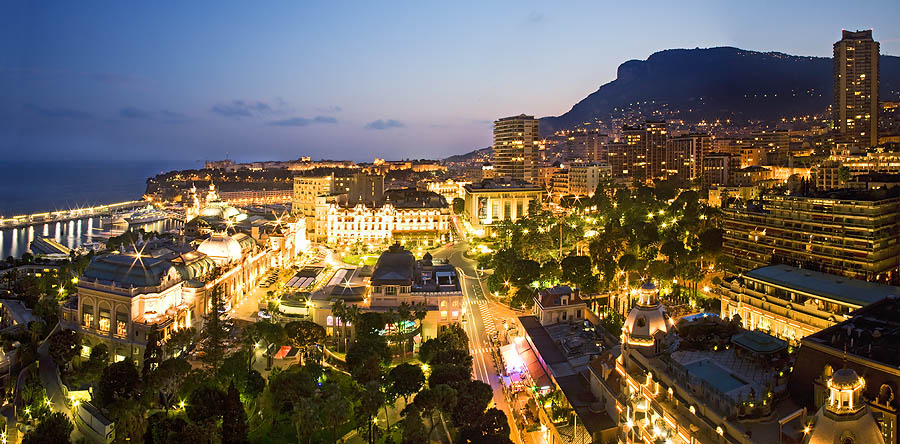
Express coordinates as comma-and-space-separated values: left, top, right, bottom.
539, 46, 900, 134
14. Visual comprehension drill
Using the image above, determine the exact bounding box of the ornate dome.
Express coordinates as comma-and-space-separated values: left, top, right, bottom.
831, 368, 861, 389
200, 205, 225, 219
624, 281, 671, 350
198, 234, 243, 264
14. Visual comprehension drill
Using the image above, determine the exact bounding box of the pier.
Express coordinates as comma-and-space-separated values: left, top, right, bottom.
0, 200, 148, 230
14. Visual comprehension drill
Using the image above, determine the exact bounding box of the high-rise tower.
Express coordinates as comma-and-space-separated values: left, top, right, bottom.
834, 29, 879, 148
493, 114, 540, 184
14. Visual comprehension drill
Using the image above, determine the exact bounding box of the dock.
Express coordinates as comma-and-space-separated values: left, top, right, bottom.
0, 200, 148, 230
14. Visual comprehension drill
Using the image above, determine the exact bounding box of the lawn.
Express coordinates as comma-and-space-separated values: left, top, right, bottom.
341, 254, 379, 266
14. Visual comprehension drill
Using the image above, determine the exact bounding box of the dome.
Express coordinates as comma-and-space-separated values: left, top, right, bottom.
640, 282, 657, 291
624, 303, 671, 343
200, 206, 225, 219
198, 234, 243, 264
831, 368, 861, 389
223, 206, 242, 219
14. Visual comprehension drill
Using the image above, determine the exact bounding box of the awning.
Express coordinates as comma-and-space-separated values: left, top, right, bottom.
500, 343, 525, 374
274, 345, 292, 359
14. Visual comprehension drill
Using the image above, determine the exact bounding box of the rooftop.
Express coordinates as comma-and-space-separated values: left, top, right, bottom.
743, 264, 900, 307
536, 286, 585, 308
803, 296, 900, 367
732, 330, 788, 354
81, 254, 178, 290
464, 178, 542, 192
371, 244, 415, 285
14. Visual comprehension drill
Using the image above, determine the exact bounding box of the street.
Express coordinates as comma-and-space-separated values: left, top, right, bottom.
431, 240, 525, 444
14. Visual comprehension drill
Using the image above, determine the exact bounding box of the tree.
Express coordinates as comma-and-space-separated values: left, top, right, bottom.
22, 411, 73, 444
185, 384, 225, 424
145, 357, 191, 412
98, 359, 140, 407
414, 384, 457, 440
222, 381, 248, 444
22, 373, 50, 421
347, 335, 390, 385
320, 382, 352, 444
452, 380, 493, 427
284, 320, 325, 362
143, 325, 164, 380
388, 363, 425, 406
452, 198, 465, 215
48, 328, 79, 368
358, 381, 385, 444
165, 327, 196, 357
201, 285, 229, 370
428, 363, 471, 391
253, 320, 286, 370
560, 255, 597, 292
400, 407, 429, 444
293, 396, 321, 444
457, 408, 513, 444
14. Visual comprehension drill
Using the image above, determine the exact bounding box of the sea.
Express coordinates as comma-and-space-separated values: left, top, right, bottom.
0, 160, 194, 259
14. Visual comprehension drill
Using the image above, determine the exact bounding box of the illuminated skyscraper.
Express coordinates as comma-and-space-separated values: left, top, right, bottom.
493, 114, 540, 184
834, 29, 879, 148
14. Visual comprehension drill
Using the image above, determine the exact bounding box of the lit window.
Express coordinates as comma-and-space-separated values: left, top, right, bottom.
81, 345, 91, 358
440, 310, 448, 319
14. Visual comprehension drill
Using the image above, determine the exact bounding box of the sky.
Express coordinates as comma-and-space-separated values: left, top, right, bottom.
1, 1, 898, 163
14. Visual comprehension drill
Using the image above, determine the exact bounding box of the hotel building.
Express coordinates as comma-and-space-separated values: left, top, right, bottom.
493, 114, 540, 184
321, 189, 450, 248
790, 297, 900, 444
463, 178, 543, 234
834, 30, 880, 148
596, 283, 800, 444
721, 189, 900, 283
717, 264, 900, 344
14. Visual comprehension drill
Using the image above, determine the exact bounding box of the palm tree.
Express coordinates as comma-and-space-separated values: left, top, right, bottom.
396, 302, 412, 358
331, 299, 347, 352
413, 302, 427, 347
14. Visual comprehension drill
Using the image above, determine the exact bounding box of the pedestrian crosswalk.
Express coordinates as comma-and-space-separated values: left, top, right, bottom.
470, 299, 497, 336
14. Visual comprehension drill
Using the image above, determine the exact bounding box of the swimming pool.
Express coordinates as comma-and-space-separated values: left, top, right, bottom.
684, 360, 746, 394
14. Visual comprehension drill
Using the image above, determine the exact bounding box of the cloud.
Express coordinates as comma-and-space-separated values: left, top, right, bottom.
525, 11, 545, 24
115, 107, 190, 123
210, 100, 278, 118
316, 105, 342, 113
270, 115, 338, 127
23, 104, 91, 119
160, 110, 190, 124
364, 119, 404, 130
119, 106, 154, 119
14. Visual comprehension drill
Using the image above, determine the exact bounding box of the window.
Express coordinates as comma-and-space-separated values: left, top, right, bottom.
82, 305, 94, 328
81, 345, 91, 358
116, 313, 128, 337
386, 286, 397, 296
440, 310, 448, 320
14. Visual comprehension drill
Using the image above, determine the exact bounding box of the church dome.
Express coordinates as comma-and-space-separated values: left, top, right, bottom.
198, 234, 243, 264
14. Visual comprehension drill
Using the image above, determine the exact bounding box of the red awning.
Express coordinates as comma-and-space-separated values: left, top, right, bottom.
274, 345, 292, 359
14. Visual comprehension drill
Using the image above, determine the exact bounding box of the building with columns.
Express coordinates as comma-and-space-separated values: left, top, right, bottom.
463, 178, 543, 234
61, 202, 306, 365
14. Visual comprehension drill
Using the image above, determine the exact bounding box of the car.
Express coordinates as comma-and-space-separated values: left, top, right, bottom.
258, 310, 272, 320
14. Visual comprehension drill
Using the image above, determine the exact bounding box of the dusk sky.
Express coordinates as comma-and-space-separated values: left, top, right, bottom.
2, 1, 898, 163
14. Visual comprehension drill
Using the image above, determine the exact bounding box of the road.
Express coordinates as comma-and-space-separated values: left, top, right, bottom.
431, 240, 525, 444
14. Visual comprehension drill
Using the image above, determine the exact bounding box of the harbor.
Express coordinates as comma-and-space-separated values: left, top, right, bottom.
0, 200, 148, 230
